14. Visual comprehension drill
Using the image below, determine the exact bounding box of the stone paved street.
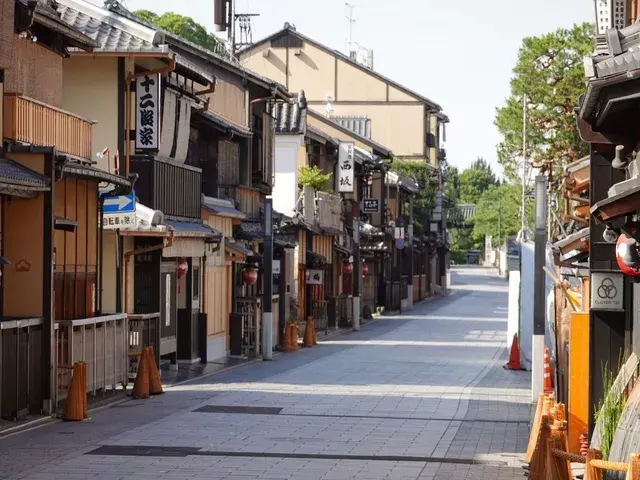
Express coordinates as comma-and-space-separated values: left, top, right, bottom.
0, 267, 531, 480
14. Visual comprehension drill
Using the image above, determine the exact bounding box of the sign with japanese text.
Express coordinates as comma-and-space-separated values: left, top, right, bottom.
306, 269, 324, 285
362, 198, 380, 214
273, 260, 281, 275
136, 73, 160, 150
338, 142, 355, 193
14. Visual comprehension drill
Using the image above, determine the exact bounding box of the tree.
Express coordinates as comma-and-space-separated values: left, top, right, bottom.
133, 10, 226, 53
391, 160, 437, 234
495, 23, 594, 182
458, 157, 498, 203
472, 183, 533, 244
299, 165, 333, 192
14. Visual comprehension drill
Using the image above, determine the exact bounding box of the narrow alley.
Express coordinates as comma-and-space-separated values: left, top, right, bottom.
0, 268, 531, 480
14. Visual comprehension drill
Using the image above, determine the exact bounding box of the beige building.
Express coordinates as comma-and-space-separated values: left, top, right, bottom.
239, 25, 448, 165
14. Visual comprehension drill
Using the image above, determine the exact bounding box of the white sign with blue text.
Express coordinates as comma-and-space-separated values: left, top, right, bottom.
101, 189, 136, 230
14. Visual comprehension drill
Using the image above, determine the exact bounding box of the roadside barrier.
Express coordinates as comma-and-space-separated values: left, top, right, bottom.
525, 393, 640, 479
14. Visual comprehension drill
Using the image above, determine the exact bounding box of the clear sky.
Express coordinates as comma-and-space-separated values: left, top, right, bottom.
96, 0, 594, 173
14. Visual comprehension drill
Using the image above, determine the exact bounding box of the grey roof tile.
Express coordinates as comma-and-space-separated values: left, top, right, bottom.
273, 92, 307, 134
56, 0, 165, 53
0, 157, 50, 191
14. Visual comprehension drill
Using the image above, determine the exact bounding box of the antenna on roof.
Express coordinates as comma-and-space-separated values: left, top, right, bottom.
214, 0, 259, 55
345, 2, 356, 54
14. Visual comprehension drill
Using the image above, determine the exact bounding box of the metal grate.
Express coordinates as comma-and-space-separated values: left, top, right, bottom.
193, 405, 283, 415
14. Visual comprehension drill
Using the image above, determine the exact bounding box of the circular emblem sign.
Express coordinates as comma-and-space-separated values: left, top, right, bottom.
395, 238, 405, 250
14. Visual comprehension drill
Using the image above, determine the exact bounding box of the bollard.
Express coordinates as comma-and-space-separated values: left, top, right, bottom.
303, 317, 314, 347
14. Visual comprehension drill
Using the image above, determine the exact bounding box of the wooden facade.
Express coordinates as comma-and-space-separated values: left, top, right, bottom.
3, 94, 93, 161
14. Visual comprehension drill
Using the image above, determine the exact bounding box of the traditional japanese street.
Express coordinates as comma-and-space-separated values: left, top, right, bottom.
0, 267, 531, 480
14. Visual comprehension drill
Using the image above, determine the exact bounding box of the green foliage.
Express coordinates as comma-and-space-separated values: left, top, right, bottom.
391, 160, 436, 233
298, 165, 333, 193
472, 183, 532, 245
595, 358, 627, 461
458, 157, 498, 203
495, 23, 594, 182
133, 10, 226, 53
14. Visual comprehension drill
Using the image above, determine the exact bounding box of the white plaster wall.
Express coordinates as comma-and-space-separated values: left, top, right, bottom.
274, 135, 304, 217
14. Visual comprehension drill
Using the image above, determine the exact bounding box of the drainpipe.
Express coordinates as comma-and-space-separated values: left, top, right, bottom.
124, 55, 176, 176
123, 228, 174, 314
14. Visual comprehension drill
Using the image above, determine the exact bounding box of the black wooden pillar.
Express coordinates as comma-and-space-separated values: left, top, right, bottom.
588, 145, 627, 436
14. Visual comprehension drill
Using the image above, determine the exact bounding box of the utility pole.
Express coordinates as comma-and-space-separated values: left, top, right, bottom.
262, 197, 274, 360
498, 197, 502, 246
532, 175, 547, 399
520, 94, 528, 242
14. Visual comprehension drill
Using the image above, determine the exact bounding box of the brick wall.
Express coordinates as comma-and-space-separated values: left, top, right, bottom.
0, 0, 15, 72
0, 0, 63, 107
6, 38, 63, 107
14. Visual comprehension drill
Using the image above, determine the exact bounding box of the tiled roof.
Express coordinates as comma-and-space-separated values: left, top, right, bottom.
165, 219, 222, 240
202, 196, 246, 219
196, 110, 253, 138
273, 92, 307, 134
0, 157, 50, 193
306, 124, 338, 146
332, 116, 371, 139
56, 0, 166, 53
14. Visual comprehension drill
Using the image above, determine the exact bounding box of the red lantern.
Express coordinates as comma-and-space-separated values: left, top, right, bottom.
362, 262, 369, 276
176, 258, 189, 294
616, 232, 640, 277
343, 262, 353, 275
177, 258, 189, 278
243, 268, 258, 284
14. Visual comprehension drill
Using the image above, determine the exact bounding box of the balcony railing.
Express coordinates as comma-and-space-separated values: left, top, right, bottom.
0, 317, 45, 420
317, 192, 342, 232
3, 94, 93, 161
56, 314, 128, 401
218, 184, 261, 218
130, 156, 202, 219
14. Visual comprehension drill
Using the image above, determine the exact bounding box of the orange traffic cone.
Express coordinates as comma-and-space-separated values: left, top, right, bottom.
544, 346, 554, 396
504, 333, 523, 370
146, 347, 163, 395
132, 349, 150, 399
63, 362, 86, 421
303, 318, 314, 347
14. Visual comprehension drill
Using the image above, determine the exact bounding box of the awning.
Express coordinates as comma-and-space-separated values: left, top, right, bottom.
306, 250, 327, 267
225, 239, 257, 258
196, 110, 253, 138
58, 160, 133, 188
202, 196, 246, 219
334, 242, 352, 256
165, 219, 222, 241
0, 157, 51, 197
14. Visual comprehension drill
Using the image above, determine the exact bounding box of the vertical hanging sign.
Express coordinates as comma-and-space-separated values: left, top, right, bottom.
338, 142, 355, 193
136, 73, 160, 151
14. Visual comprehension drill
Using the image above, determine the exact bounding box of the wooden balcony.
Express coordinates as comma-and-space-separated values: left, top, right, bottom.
317, 191, 342, 233
218, 184, 261, 218
130, 156, 202, 219
3, 94, 93, 161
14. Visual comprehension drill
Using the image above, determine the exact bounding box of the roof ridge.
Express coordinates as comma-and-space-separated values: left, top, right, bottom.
240, 25, 443, 112
56, 0, 162, 46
